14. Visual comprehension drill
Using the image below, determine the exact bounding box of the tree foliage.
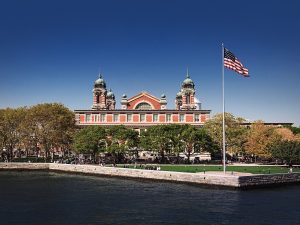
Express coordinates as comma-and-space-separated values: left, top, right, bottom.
26, 103, 75, 159
274, 127, 295, 141
0, 103, 75, 161
204, 113, 248, 156
269, 140, 300, 164
106, 125, 139, 163
244, 121, 280, 159
140, 124, 216, 163
73, 126, 106, 162
0, 107, 27, 160
285, 125, 300, 135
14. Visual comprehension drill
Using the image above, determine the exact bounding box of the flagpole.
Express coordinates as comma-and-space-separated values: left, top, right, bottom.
222, 43, 226, 174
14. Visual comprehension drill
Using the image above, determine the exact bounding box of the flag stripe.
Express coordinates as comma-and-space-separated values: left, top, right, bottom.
224, 48, 249, 77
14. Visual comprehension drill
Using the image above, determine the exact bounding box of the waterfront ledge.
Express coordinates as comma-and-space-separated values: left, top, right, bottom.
1, 163, 300, 188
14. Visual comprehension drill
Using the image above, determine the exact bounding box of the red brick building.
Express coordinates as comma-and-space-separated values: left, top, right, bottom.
75, 72, 211, 132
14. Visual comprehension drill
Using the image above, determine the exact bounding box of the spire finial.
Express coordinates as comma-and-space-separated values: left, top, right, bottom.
98, 73, 102, 79
186, 67, 190, 78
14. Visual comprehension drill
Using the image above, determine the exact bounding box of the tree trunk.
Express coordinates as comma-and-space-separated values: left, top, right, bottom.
187, 151, 191, 164
160, 149, 165, 163
176, 152, 180, 164
8, 145, 13, 162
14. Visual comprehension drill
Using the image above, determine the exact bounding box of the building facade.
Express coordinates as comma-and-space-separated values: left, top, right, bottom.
75, 72, 211, 132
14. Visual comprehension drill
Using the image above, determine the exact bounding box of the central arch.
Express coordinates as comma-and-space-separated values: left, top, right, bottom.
135, 102, 153, 110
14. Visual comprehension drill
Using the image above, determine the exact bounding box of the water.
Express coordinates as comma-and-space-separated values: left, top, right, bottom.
0, 171, 299, 225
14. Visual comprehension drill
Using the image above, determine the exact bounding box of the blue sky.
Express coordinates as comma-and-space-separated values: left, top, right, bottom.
1, 0, 300, 125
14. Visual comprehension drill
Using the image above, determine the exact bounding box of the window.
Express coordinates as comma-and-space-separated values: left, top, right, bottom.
113, 114, 119, 122
100, 114, 106, 122
86, 114, 91, 122
166, 114, 172, 122
194, 114, 200, 122
179, 114, 185, 122
186, 94, 190, 104
153, 114, 158, 122
140, 114, 145, 122
127, 114, 132, 122
135, 102, 152, 110
94, 114, 99, 122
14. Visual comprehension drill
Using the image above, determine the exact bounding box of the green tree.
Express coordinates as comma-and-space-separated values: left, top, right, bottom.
106, 125, 139, 163
73, 126, 106, 163
269, 140, 300, 164
140, 125, 171, 163
181, 125, 199, 162
140, 124, 216, 163
204, 113, 248, 157
165, 124, 186, 163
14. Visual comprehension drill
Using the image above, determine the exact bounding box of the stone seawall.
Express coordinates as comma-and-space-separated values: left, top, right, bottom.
49, 163, 240, 187
1, 163, 300, 188
0, 163, 49, 170
238, 173, 300, 187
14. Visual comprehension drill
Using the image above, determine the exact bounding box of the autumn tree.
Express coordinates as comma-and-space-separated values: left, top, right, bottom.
27, 103, 75, 161
0, 107, 27, 161
274, 127, 295, 141
244, 121, 281, 160
285, 125, 300, 135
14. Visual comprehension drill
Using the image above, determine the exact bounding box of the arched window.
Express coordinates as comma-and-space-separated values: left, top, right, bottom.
186, 94, 190, 104
135, 102, 152, 110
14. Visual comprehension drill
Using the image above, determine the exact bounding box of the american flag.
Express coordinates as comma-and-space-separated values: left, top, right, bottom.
224, 48, 249, 77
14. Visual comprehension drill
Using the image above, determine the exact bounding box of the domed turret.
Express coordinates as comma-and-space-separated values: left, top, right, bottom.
182, 74, 194, 88
176, 69, 196, 110
92, 73, 115, 110
94, 74, 106, 88
107, 88, 115, 98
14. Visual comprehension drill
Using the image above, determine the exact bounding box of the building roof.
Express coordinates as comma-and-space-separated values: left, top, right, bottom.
74, 109, 211, 113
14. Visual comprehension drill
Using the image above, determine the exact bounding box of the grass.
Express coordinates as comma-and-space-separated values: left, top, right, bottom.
117, 164, 300, 174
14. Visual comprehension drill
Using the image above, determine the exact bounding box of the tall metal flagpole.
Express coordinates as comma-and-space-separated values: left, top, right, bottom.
222, 43, 226, 173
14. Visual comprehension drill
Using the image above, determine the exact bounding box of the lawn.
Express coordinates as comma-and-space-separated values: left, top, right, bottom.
160, 165, 300, 174
117, 164, 300, 174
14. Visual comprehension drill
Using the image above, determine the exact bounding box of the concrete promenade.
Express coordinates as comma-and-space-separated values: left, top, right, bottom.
1, 163, 300, 188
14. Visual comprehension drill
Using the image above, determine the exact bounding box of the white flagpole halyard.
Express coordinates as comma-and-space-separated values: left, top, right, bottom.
222, 43, 226, 173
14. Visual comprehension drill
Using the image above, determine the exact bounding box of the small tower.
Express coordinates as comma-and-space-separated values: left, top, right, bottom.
121, 94, 128, 110
175, 69, 196, 110
159, 94, 167, 110
106, 88, 116, 110
175, 91, 182, 110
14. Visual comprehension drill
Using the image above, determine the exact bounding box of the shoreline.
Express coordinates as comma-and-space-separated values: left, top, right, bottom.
1, 163, 300, 189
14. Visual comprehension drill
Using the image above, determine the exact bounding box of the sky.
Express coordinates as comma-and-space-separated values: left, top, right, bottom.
0, 0, 300, 126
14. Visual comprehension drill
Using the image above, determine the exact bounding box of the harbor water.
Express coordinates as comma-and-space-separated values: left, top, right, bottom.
0, 171, 299, 225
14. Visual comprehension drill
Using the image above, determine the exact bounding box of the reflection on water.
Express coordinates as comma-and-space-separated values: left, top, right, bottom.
0, 171, 299, 225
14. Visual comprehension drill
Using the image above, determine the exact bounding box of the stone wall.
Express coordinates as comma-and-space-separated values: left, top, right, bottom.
0, 163, 49, 170
239, 173, 300, 187
1, 163, 300, 188
49, 163, 240, 187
